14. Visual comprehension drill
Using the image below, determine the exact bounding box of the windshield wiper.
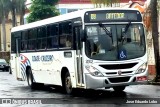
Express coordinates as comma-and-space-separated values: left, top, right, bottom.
124, 21, 131, 34
99, 23, 111, 36
121, 21, 131, 44
98, 23, 113, 43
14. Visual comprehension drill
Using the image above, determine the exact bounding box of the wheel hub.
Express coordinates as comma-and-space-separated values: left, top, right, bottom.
66, 77, 71, 89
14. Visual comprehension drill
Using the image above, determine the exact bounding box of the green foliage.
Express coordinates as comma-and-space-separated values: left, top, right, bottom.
11, 0, 26, 26
16, 0, 26, 15
11, 0, 26, 14
0, 1, 3, 22
0, 0, 11, 20
0, 0, 26, 25
27, 0, 59, 23
158, 0, 160, 13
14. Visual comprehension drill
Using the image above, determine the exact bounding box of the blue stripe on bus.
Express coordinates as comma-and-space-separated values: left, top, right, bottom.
27, 60, 31, 65
21, 64, 27, 80
21, 68, 25, 80
21, 63, 26, 70
26, 60, 31, 66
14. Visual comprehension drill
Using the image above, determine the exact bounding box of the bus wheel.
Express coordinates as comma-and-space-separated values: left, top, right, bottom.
113, 86, 126, 92
64, 72, 73, 94
27, 68, 37, 89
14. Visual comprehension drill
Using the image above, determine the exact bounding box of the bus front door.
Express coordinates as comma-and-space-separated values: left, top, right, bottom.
15, 37, 22, 80
74, 26, 84, 87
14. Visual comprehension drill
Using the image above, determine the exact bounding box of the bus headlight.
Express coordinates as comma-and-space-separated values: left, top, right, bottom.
85, 66, 103, 76
135, 63, 147, 74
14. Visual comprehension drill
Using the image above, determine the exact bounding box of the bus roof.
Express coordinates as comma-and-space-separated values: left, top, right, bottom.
11, 8, 140, 32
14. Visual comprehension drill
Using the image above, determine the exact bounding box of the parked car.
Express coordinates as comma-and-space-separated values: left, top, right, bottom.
0, 59, 10, 72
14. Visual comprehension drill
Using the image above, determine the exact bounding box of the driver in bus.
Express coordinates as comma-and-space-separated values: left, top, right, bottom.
66, 36, 72, 47
91, 36, 101, 56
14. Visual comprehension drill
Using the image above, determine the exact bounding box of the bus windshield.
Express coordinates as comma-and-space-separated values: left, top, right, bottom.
85, 24, 146, 61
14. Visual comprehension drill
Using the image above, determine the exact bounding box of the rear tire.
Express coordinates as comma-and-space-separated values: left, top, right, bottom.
113, 86, 126, 92
63, 72, 73, 94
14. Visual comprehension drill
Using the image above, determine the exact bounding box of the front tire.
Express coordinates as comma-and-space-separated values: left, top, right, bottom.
113, 86, 126, 92
26, 68, 37, 89
64, 72, 73, 94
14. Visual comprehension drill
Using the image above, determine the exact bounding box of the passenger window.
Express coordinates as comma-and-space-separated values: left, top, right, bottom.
11, 33, 16, 53
37, 27, 47, 50
59, 22, 72, 48
21, 31, 28, 52
38, 27, 46, 38
28, 29, 37, 51
21, 41, 27, 51
47, 24, 58, 49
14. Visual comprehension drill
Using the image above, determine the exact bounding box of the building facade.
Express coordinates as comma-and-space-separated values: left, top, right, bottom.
0, 13, 21, 52
25, 0, 146, 15
57, 0, 148, 14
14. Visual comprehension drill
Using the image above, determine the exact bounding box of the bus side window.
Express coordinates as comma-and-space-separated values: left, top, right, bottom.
37, 27, 47, 50
66, 36, 72, 47
59, 21, 72, 48
28, 29, 37, 51
11, 33, 16, 53
21, 31, 28, 52
47, 24, 58, 49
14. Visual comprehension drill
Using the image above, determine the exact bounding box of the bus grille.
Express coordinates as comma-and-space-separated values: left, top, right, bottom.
108, 77, 130, 83
106, 71, 133, 75
99, 63, 137, 70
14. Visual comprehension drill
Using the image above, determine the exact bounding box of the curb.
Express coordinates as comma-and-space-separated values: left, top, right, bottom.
147, 80, 160, 85
148, 82, 160, 85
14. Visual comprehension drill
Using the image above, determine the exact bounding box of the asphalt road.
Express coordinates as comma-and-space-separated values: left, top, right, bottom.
0, 72, 160, 107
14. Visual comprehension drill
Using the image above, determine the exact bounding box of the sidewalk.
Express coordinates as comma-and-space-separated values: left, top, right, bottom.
148, 75, 160, 85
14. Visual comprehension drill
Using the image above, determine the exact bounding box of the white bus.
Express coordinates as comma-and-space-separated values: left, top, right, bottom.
11, 8, 148, 94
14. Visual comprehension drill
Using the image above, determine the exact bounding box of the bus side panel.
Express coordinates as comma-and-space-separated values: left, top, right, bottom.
31, 52, 55, 84
21, 53, 41, 83
46, 51, 76, 87
60, 51, 77, 88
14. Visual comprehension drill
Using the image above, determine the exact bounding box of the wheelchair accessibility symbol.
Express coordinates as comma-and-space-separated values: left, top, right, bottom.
118, 50, 127, 59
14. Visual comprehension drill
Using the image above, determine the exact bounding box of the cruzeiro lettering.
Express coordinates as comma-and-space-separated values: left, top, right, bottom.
41, 55, 54, 61
32, 55, 54, 62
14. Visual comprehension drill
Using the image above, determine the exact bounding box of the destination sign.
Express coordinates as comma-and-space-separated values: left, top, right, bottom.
84, 10, 142, 22
90, 13, 125, 20
106, 13, 124, 19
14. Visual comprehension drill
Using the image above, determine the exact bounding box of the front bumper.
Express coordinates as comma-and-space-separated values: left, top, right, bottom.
85, 71, 148, 89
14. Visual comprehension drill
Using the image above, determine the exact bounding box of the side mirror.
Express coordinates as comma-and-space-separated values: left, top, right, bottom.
80, 29, 86, 42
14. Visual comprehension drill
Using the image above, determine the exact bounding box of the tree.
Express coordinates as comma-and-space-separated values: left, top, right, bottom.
158, 0, 160, 13
91, 0, 120, 8
0, 0, 26, 51
0, 0, 11, 51
10, 0, 26, 27
27, 0, 59, 23
150, 0, 160, 81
